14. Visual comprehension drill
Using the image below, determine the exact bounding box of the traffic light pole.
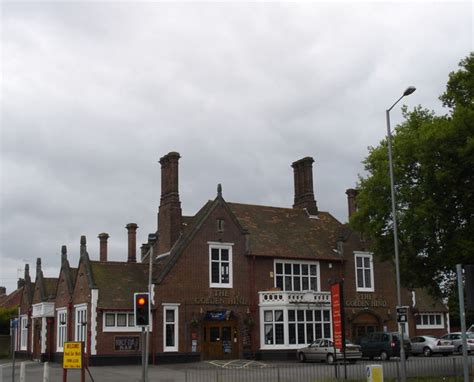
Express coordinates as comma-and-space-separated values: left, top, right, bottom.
141, 327, 146, 382
145, 236, 155, 382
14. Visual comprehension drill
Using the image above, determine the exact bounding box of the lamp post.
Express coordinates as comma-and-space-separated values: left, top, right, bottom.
145, 233, 157, 382
386, 86, 416, 382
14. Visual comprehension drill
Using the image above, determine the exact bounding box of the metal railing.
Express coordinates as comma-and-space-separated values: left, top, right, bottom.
185, 356, 474, 382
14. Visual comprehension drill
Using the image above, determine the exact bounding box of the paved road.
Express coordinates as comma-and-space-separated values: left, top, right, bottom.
0, 355, 473, 382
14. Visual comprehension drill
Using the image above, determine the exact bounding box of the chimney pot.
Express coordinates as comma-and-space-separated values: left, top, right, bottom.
0, 286, 6, 295
126, 224, 138, 263
98, 233, 109, 262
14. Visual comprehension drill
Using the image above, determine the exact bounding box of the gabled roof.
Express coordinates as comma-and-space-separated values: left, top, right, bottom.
228, 203, 343, 261
55, 256, 77, 298
0, 287, 23, 309
413, 288, 448, 313
42, 278, 58, 301
33, 260, 58, 303
90, 261, 149, 309
155, 195, 247, 284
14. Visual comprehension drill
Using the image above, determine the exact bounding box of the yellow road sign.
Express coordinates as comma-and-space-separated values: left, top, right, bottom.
63, 342, 83, 369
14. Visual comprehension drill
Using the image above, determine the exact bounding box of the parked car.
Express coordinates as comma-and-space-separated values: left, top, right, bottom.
297, 338, 362, 364
360, 332, 411, 361
410, 335, 454, 356
440, 332, 474, 353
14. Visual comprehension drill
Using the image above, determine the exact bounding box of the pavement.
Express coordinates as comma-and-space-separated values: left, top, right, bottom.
0, 358, 275, 382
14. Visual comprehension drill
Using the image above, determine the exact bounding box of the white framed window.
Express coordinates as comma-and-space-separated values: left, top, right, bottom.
74, 305, 87, 346
416, 313, 444, 329
163, 304, 179, 352
263, 309, 284, 345
209, 243, 233, 288
274, 260, 320, 292
56, 309, 67, 352
288, 308, 331, 345
260, 307, 332, 350
355, 252, 374, 292
103, 312, 142, 332
20, 315, 28, 351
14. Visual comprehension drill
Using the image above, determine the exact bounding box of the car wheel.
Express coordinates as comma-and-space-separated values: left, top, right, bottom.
458, 345, 463, 354
423, 347, 432, 357
380, 351, 389, 361
298, 352, 306, 363
327, 354, 335, 364
442, 353, 449, 357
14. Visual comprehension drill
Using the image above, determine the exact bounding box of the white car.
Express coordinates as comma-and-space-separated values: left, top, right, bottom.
440, 332, 474, 353
410, 335, 454, 356
297, 338, 362, 364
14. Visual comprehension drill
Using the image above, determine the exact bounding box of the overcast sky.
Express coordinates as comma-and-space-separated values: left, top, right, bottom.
1, 1, 472, 294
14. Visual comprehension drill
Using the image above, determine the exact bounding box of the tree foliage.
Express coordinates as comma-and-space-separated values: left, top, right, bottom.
350, 53, 474, 296
0, 307, 18, 335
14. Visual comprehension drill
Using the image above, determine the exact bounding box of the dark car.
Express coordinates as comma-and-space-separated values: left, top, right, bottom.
360, 332, 411, 361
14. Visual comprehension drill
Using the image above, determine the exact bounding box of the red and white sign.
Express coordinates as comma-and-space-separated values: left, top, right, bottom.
331, 283, 343, 350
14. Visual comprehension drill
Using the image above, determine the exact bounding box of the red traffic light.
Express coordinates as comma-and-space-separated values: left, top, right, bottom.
134, 292, 150, 326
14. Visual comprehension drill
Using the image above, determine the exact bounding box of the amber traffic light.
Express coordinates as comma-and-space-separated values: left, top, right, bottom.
134, 292, 150, 326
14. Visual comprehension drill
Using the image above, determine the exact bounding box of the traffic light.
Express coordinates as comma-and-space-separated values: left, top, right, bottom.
134, 292, 150, 326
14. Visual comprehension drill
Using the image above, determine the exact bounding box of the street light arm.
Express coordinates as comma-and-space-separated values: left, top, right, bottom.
387, 94, 406, 112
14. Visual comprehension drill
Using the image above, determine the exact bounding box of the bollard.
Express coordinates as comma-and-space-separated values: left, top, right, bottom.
43, 362, 49, 382
19, 362, 26, 382
366, 364, 383, 382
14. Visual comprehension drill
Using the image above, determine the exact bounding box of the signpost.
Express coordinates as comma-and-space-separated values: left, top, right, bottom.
396, 306, 408, 323
62, 342, 86, 382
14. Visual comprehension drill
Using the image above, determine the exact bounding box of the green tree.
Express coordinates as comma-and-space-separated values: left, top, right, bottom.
350, 53, 474, 296
0, 307, 18, 335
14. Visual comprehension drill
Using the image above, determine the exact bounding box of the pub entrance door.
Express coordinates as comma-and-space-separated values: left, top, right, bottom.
202, 319, 239, 360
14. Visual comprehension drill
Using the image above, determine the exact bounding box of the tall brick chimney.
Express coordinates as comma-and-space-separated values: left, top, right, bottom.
61, 245, 67, 264
346, 188, 359, 220
157, 152, 182, 254
24, 264, 30, 282
126, 223, 138, 263
36, 258, 42, 278
292, 156, 318, 214
98, 233, 109, 262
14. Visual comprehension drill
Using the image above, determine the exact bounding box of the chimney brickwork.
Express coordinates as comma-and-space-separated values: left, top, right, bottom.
158, 152, 182, 254
292, 157, 318, 214
98, 233, 109, 262
126, 224, 138, 263
346, 188, 359, 220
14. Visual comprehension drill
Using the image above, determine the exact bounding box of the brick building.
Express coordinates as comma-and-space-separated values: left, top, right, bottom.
9, 152, 449, 364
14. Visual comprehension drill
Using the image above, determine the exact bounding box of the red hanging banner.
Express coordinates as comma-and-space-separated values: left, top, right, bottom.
331, 282, 343, 350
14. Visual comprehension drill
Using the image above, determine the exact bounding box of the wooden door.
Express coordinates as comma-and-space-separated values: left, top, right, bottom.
202, 320, 238, 360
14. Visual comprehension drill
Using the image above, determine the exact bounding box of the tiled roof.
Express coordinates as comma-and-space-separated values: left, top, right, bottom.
228, 203, 343, 261
413, 288, 448, 312
0, 287, 23, 308
43, 278, 59, 301
90, 261, 149, 309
